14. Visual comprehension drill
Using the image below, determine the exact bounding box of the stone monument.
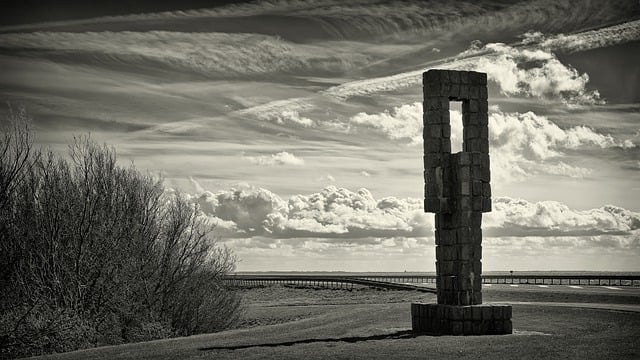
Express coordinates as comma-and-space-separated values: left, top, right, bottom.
411, 69, 512, 335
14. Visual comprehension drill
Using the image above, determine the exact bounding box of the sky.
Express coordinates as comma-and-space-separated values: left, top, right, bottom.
0, 0, 639, 272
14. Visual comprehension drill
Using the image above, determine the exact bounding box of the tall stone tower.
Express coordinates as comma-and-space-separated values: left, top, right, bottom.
411, 69, 512, 335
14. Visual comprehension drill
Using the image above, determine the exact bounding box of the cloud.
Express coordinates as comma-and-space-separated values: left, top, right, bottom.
235, 97, 317, 127
243, 151, 305, 166
190, 185, 431, 239
459, 42, 603, 104
360, 171, 371, 177
537, 19, 640, 53
347, 103, 633, 181
317, 174, 336, 183
485, 197, 640, 237
326, 42, 605, 104
350, 103, 423, 145
187, 184, 639, 247
325, 18, 640, 103
0, 31, 367, 77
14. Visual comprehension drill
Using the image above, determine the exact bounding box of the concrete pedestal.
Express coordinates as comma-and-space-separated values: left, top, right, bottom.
411, 303, 512, 335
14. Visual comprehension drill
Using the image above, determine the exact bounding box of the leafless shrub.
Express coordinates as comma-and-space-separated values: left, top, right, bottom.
0, 109, 240, 358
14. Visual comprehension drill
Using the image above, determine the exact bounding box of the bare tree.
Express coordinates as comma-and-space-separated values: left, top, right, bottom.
0, 110, 241, 358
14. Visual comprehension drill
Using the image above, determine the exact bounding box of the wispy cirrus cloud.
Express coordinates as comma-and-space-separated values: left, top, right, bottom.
0, 31, 368, 77
324, 19, 640, 103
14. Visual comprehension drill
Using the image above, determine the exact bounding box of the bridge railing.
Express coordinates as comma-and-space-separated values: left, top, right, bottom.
223, 274, 640, 289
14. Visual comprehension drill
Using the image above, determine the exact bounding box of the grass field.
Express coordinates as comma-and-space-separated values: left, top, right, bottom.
32, 285, 640, 360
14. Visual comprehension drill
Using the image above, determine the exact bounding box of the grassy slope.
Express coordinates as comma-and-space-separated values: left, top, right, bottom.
33, 286, 640, 360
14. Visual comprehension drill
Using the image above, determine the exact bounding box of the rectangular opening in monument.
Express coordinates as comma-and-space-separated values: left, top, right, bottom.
449, 101, 463, 153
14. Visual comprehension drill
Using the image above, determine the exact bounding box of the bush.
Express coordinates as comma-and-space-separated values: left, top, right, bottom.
0, 108, 240, 358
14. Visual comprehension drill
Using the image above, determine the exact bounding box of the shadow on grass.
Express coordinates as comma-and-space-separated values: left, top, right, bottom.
199, 330, 423, 351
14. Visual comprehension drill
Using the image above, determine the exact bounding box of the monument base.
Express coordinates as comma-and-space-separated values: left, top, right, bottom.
411, 303, 512, 335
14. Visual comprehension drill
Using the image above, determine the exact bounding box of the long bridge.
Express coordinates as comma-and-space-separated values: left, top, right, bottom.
223, 273, 640, 291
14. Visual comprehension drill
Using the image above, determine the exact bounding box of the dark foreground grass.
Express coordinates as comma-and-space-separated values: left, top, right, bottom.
31, 286, 640, 360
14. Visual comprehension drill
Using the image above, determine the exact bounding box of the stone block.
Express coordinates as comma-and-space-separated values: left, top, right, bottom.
472, 165, 482, 179
482, 197, 492, 212
479, 113, 488, 125
449, 306, 463, 321
470, 71, 487, 84
467, 112, 479, 125
451, 321, 464, 335
481, 165, 490, 181
482, 182, 491, 197
472, 306, 482, 321
424, 109, 448, 124
463, 321, 473, 334
469, 99, 479, 113
503, 306, 512, 319
473, 278, 482, 292
424, 139, 441, 153
473, 260, 482, 275
449, 83, 461, 98
472, 181, 482, 195
504, 320, 513, 334
473, 244, 482, 258
460, 71, 469, 84
459, 245, 473, 260
460, 181, 471, 196
442, 124, 451, 138
469, 85, 479, 98
480, 140, 489, 154
462, 306, 473, 320
465, 125, 480, 139
442, 245, 457, 260
471, 227, 482, 244
472, 321, 482, 335
480, 320, 491, 334
472, 196, 483, 211
425, 197, 440, 212
472, 292, 482, 305
441, 139, 451, 153
480, 126, 488, 139
425, 124, 441, 138
493, 306, 504, 319
459, 85, 469, 99
450, 71, 461, 83
458, 291, 471, 305
424, 70, 446, 84
457, 227, 469, 242
425, 97, 448, 111
479, 100, 488, 113
479, 86, 488, 99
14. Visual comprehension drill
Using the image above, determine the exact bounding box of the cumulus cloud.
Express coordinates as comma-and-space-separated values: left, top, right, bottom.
348, 103, 633, 181
191, 185, 431, 239
187, 185, 639, 258
485, 197, 640, 237
459, 42, 603, 104
325, 19, 640, 103
350, 103, 423, 145
243, 151, 305, 166
187, 185, 640, 241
